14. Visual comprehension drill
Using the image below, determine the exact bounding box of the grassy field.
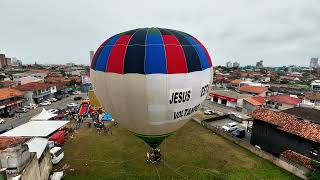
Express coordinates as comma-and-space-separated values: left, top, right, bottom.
55, 120, 298, 180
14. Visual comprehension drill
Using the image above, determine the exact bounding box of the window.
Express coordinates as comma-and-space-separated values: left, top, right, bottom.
310, 149, 318, 156
55, 148, 64, 157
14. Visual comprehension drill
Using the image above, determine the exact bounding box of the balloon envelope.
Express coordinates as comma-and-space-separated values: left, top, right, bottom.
90, 28, 213, 147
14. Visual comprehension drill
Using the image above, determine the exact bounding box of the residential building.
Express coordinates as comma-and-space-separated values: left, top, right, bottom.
242, 96, 265, 113
282, 107, 320, 124
250, 109, 320, 162
239, 85, 269, 97
230, 79, 242, 89
304, 92, 320, 105
259, 77, 271, 83
15, 82, 56, 104
311, 80, 320, 92
310, 58, 319, 68
266, 95, 302, 110
209, 89, 251, 108
15, 76, 43, 86
0, 80, 15, 88
0, 88, 24, 116
81, 75, 92, 92
0, 137, 52, 180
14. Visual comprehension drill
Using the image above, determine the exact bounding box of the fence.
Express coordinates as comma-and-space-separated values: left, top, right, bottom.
194, 119, 309, 179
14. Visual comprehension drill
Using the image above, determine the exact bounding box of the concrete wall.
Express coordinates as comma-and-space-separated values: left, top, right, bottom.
195, 119, 309, 179
20, 153, 41, 180
23, 91, 34, 105
39, 150, 52, 180
267, 102, 294, 110
242, 101, 258, 113
226, 101, 236, 108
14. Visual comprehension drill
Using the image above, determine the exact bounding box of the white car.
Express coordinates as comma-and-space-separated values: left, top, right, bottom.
40, 101, 51, 106
48, 98, 57, 102
48, 109, 59, 114
222, 122, 238, 132
0, 119, 5, 124
204, 109, 215, 115
24, 103, 38, 109
67, 103, 78, 108
72, 91, 81, 95
50, 147, 64, 165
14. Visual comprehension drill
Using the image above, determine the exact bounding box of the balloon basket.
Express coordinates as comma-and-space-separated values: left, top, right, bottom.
147, 148, 162, 163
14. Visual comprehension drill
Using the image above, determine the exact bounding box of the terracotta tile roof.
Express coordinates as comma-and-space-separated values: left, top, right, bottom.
249, 109, 320, 143
31, 69, 49, 74
0, 88, 23, 101
0, 137, 31, 150
282, 107, 320, 123
230, 79, 242, 85
244, 96, 265, 106
239, 85, 268, 94
280, 150, 315, 171
305, 92, 320, 101
267, 95, 302, 105
0, 80, 15, 88
15, 82, 54, 91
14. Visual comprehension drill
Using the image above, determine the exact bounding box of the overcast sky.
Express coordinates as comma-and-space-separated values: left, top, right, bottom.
0, 0, 319, 66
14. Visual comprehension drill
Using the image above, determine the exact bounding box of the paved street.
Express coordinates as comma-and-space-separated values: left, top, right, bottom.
0, 93, 87, 132
202, 99, 249, 118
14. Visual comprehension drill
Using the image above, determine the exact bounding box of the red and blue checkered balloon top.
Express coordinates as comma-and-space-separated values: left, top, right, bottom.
91, 28, 212, 74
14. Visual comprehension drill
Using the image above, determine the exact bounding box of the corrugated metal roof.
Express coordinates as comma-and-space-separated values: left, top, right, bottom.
0, 121, 68, 137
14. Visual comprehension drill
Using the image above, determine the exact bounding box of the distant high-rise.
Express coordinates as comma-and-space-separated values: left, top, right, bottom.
233, 62, 240, 68
0, 54, 5, 68
256, 60, 264, 68
89, 50, 94, 62
5, 58, 11, 67
226, 61, 233, 68
309, 58, 319, 68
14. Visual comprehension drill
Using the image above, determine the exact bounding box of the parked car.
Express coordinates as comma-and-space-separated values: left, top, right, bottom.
204, 109, 214, 115
73, 96, 82, 101
72, 91, 81, 95
2, 111, 15, 118
50, 171, 64, 180
67, 103, 78, 108
222, 122, 238, 132
40, 101, 51, 106
48, 109, 59, 114
0, 119, 5, 124
231, 129, 246, 138
15, 107, 28, 113
55, 95, 63, 101
48, 98, 58, 102
24, 103, 38, 109
50, 147, 64, 164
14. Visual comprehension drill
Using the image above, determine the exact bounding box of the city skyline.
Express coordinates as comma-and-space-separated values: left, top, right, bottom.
0, 0, 319, 66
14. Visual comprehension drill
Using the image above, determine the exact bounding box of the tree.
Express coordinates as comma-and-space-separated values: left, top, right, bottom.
67, 79, 77, 87
59, 70, 66, 77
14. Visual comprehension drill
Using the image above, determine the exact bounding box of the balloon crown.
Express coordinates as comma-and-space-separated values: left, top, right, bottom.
91, 27, 212, 75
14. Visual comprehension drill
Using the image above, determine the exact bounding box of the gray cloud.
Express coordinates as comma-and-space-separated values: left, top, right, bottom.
0, 0, 319, 66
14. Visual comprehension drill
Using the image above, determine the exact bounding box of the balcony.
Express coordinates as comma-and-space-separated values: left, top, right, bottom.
32, 91, 51, 98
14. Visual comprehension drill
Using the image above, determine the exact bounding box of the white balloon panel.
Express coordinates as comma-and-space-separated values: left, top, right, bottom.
90, 68, 212, 135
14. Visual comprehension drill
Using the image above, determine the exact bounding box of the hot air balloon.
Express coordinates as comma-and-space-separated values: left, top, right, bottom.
90, 27, 213, 162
